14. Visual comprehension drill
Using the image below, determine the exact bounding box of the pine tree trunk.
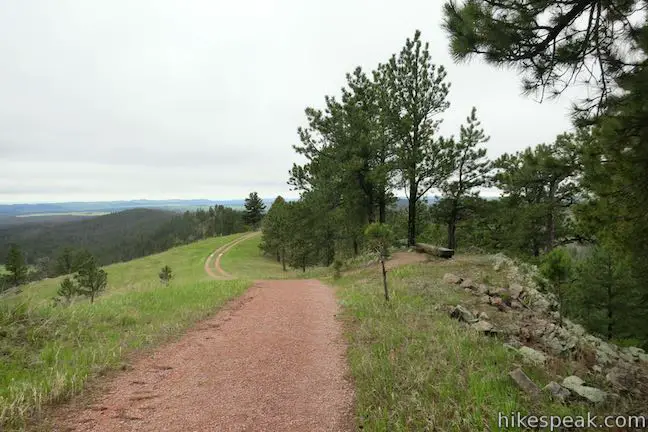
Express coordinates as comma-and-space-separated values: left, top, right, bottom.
447, 199, 458, 250
281, 248, 286, 272
407, 183, 417, 246
381, 258, 389, 301
606, 261, 614, 340
353, 238, 359, 256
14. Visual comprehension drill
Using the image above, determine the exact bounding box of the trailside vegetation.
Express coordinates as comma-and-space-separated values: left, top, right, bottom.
262, 27, 648, 347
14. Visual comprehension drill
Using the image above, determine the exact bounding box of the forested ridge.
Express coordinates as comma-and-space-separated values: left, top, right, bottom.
261, 22, 648, 347
1, 206, 245, 285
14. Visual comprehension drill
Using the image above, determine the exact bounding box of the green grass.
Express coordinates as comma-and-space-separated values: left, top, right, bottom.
0, 234, 249, 429
335, 254, 613, 431
219, 235, 330, 280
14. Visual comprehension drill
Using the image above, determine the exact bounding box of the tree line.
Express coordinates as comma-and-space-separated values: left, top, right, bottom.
262, 14, 648, 347
1, 205, 250, 292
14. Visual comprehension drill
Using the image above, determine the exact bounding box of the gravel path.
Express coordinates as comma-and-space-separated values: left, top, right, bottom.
53, 279, 354, 431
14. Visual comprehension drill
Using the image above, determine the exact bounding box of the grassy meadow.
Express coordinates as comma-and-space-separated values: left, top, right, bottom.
334, 254, 617, 431
0, 233, 249, 429
219, 234, 329, 280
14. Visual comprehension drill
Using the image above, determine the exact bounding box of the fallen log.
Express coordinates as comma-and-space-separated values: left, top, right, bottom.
413, 243, 455, 259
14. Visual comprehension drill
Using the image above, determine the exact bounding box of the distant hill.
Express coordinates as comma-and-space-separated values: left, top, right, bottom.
0, 198, 283, 217
0, 208, 177, 267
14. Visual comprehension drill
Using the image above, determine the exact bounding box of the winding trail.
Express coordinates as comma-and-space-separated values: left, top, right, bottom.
53, 235, 354, 432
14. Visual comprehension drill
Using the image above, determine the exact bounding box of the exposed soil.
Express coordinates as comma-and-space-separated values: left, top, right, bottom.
52, 279, 354, 431
203, 233, 257, 279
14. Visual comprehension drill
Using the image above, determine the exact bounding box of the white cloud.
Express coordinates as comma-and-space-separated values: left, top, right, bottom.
0, 0, 580, 203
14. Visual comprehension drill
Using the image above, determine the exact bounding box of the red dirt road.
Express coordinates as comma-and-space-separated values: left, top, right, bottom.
53, 279, 354, 431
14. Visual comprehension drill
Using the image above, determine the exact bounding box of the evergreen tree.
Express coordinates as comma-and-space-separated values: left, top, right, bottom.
159, 265, 173, 286
540, 248, 573, 326
243, 192, 266, 229
365, 223, 394, 301
57, 277, 77, 304
442, 0, 647, 114
440, 107, 491, 250
494, 134, 581, 255
380, 30, 454, 246
260, 196, 290, 270
74, 255, 107, 304
5, 243, 28, 286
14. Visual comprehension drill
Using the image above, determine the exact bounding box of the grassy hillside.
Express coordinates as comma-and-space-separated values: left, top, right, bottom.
0, 234, 249, 429
335, 255, 625, 430
219, 234, 328, 280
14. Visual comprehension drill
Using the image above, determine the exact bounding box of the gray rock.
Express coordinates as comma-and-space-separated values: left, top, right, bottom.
472, 320, 496, 334
518, 346, 547, 365
543, 381, 570, 402
606, 364, 637, 391
460, 278, 476, 290
509, 283, 525, 299
628, 346, 645, 357
619, 351, 635, 363
585, 334, 602, 346
476, 284, 489, 295
596, 349, 613, 366
443, 273, 462, 285
562, 376, 608, 403
597, 342, 619, 359
450, 305, 477, 324
509, 368, 541, 399
639, 353, 648, 363
479, 295, 490, 304
478, 311, 489, 320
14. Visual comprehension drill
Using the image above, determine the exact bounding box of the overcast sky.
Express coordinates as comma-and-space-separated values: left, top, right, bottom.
0, 0, 582, 204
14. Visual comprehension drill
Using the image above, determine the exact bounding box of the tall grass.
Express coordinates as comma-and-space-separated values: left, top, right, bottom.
335, 256, 601, 431
0, 234, 248, 429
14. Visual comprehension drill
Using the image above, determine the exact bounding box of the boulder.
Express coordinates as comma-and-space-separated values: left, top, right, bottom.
509, 368, 541, 399
479, 295, 491, 304
543, 381, 571, 402
476, 284, 489, 295
450, 305, 478, 324
628, 346, 645, 357
460, 278, 476, 290
606, 364, 637, 392
472, 320, 496, 335
640, 353, 648, 363
597, 342, 619, 359
508, 283, 525, 299
562, 376, 608, 403
443, 273, 463, 285
518, 346, 547, 365
478, 311, 490, 321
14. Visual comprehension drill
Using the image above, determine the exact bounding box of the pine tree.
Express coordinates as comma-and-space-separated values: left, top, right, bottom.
5, 243, 28, 286
243, 192, 266, 229
260, 196, 290, 270
74, 255, 107, 304
159, 265, 173, 286
380, 30, 454, 246
365, 223, 394, 301
57, 277, 77, 304
494, 134, 581, 255
442, 0, 646, 114
440, 107, 491, 250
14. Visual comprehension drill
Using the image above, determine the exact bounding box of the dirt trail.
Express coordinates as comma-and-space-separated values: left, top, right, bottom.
53, 237, 354, 431
203, 233, 258, 279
